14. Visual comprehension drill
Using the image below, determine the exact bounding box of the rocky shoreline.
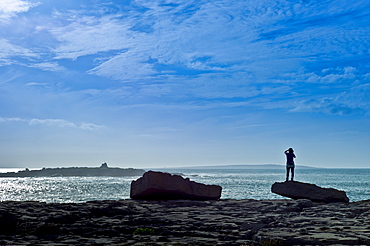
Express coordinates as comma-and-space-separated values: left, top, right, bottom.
1, 198, 370, 245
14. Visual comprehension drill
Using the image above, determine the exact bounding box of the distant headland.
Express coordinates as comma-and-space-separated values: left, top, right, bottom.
0, 163, 146, 177
169, 164, 319, 169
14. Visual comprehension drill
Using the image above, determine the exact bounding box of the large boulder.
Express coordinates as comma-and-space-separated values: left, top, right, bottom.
271, 181, 349, 203
130, 171, 222, 200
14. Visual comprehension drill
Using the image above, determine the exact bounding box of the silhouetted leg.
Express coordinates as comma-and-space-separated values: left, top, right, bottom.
291, 167, 294, 181
286, 167, 289, 181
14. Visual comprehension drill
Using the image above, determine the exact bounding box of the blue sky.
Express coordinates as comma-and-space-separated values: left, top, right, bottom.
0, 0, 369, 168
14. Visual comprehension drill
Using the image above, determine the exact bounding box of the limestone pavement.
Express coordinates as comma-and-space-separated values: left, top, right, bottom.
0, 199, 370, 245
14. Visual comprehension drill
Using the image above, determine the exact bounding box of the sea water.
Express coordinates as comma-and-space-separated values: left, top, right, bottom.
0, 168, 369, 203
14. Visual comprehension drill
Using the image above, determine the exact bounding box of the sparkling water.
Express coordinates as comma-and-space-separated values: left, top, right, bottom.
0, 168, 369, 203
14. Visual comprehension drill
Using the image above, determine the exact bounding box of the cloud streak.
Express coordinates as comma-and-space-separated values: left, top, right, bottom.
0, 117, 103, 130
0, 0, 38, 22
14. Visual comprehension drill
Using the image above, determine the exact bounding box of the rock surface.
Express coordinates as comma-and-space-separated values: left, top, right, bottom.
130, 171, 222, 200
1, 199, 370, 245
271, 181, 349, 203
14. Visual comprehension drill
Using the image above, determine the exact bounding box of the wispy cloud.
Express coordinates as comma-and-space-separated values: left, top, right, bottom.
28, 62, 65, 72
0, 38, 37, 65
0, 0, 38, 22
289, 82, 370, 115
51, 14, 134, 60
0, 117, 103, 130
49, 1, 270, 80
0, 117, 26, 123
29, 118, 77, 128
227, 123, 287, 130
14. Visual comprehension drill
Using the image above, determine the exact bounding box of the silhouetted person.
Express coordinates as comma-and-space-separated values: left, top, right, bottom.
284, 148, 296, 181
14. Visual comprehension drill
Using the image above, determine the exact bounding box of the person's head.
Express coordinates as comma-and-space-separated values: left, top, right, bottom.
288, 148, 294, 153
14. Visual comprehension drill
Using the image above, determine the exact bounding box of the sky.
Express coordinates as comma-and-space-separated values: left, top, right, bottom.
0, 0, 369, 169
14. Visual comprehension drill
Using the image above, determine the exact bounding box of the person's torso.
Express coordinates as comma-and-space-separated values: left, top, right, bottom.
286, 153, 295, 163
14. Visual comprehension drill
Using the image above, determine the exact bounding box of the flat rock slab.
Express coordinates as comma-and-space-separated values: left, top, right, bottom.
130, 171, 222, 200
271, 181, 349, 203
2, 199, 370, 245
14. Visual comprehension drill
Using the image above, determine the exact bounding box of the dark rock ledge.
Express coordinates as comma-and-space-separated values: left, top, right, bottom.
1, 198, 370, 245
130, 171, 222, 200
271, 181, 349, 203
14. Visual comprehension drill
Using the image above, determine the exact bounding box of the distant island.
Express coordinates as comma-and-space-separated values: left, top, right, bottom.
0, 163, 146, 177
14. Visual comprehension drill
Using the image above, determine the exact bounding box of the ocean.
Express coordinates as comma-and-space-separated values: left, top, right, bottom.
0, 168, 369, 203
